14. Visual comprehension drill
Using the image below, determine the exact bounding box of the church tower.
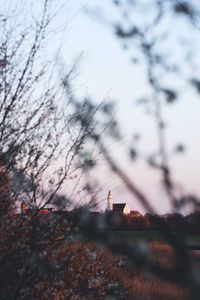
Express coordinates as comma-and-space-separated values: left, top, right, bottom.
107, 190, 113, 211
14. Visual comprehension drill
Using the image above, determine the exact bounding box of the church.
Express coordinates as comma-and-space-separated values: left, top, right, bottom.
106, 190, 141, 216
106, 190, 130, 215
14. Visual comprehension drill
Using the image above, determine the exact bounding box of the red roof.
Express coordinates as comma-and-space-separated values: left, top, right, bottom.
130, 210, 141, 215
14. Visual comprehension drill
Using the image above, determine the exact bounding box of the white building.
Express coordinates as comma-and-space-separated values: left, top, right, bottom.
106, 191, 130, 215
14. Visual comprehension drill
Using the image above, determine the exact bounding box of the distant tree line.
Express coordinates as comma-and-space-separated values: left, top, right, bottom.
89, 211, 200, 233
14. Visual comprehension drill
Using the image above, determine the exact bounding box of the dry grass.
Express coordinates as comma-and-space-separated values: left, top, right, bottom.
62, 241, 190, 299
117, 242, 190, 300
61, 240, 191, 299
43, 240, 193, 299
129, 275, 188, 300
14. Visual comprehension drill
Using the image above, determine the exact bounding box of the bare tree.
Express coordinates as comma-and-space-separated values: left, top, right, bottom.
0, 0, 94, 213
0, 1, 112, 299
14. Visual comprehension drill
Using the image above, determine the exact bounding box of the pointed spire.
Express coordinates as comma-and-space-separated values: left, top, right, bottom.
107, 190, 113, 211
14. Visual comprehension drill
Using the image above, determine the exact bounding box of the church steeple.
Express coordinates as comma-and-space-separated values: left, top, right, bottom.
107, 190, 113, 211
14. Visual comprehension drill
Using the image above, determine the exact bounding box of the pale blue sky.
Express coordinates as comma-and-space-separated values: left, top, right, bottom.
58, 1, 200, 214
5, 0, 199, 213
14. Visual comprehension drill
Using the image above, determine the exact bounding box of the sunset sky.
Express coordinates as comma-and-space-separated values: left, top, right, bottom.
5, 0, 200, 214
56, 1, 200, 214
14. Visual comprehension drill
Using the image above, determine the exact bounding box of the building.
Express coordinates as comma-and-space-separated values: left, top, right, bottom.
21, 201, 54, 214
113, 203, 130, 215
106, 191, 131, 215
130, 210, 141, 217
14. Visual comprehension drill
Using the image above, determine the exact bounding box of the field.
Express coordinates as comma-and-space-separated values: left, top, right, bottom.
54, 230, 200, 298
66, 240, 191, 299
77, 230, 200, 298
60, 235, 197, 299
110, 230, 200, 247
116, 242, 190, 299
110, 230, 162, 241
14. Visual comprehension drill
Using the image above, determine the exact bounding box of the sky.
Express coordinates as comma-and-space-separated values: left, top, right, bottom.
5, 0, 199, 214
56, 1, 200, 214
